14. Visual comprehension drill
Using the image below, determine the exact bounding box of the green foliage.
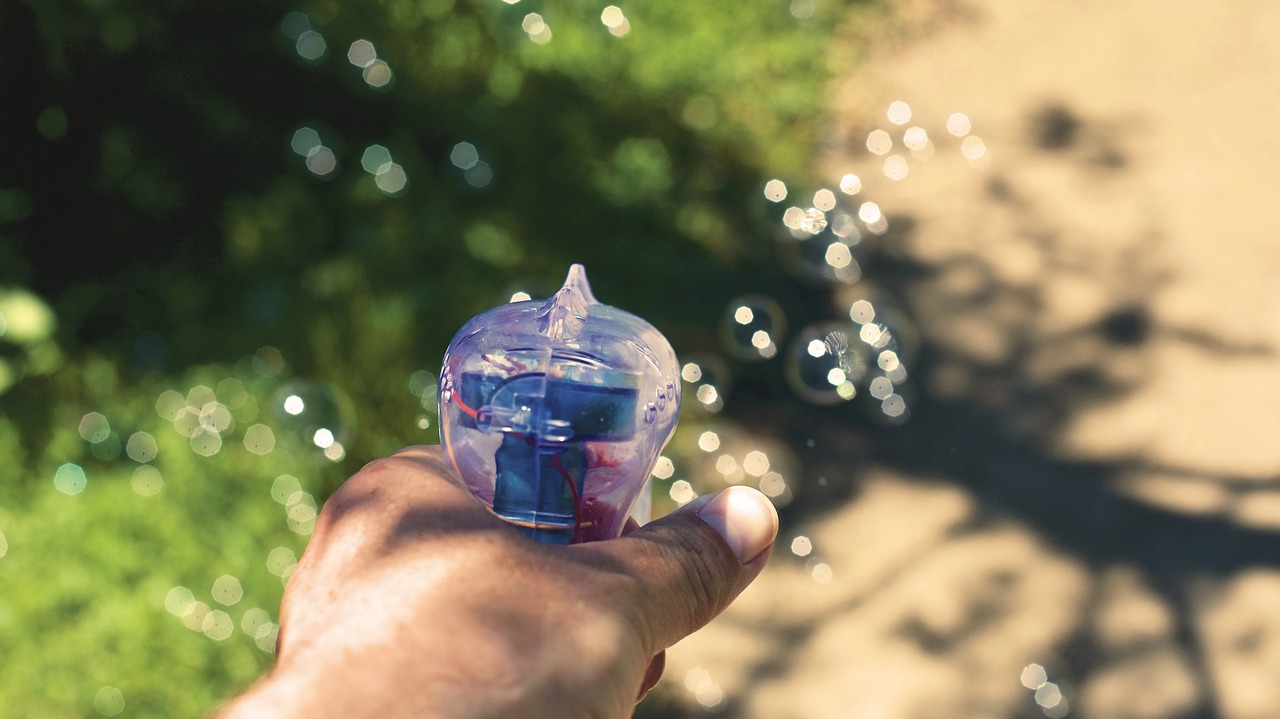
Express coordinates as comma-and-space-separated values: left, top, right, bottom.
0, 0, 877, 714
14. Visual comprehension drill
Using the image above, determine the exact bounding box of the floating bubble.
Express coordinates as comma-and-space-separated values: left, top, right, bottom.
778, 196, 862, 284
785, 322, 870, 405
273, 382, 355, 456
722, 295, 786, 361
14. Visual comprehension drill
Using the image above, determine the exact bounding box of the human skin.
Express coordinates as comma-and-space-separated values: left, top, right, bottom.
218, 445, 778, 719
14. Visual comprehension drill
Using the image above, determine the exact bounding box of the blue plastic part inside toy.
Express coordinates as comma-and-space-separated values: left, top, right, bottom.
459, 372, 638, 543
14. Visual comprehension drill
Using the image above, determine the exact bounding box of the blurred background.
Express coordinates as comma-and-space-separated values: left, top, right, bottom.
3, 0, 1279, 716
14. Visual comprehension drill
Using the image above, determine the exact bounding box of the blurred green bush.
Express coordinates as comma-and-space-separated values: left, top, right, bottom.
0, 0, 871, 714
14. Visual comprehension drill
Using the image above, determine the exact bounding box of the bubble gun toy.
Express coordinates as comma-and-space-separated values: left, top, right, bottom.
439, 265, 681, 544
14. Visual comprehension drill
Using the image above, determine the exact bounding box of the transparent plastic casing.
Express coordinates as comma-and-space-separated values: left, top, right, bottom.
439, 265, 681, 544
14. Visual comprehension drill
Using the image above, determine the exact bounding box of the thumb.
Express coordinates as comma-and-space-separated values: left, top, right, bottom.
588, 486, 779, 655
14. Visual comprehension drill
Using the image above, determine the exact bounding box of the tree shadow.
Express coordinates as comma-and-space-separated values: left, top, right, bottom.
643, 100, 1277, 717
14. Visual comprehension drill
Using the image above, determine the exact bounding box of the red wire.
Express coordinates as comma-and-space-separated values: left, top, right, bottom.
551, 452, 583, 543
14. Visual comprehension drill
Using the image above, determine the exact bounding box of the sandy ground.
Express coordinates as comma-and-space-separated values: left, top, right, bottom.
653, 1, 1280, 717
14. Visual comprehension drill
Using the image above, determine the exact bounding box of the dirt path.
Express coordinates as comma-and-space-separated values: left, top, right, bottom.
659, 2, 1280, 717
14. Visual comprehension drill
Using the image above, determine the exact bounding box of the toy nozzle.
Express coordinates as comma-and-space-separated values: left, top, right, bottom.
536, 264, 597, 341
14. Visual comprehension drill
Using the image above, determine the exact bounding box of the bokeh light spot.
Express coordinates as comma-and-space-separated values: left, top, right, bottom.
857, 202, 882, 224
360, 145, 393, 174
961, 135, 987, 160
790, 535, 812, 557
839, 173, 861, 195
375, 163, 409, 195
363, 60, 393, 88
601, 6, 630, 36
125, 431, 157, 462
305, 146, 337, 177
742, 450, 770, 477
267, 547, 297, 577
866, 129, 892, 155
669, 479, 696, 505
652, 456, 674, 479
243, 424, 276, 455
241, 608, 271, 637
886, 100, 912, 125
947, 112, 972, 136
763, 179, 787, 202
202, 610, 234, 641
347, 39, 377, 68
450, 142, 479, 170
883, 154, 909, 180
282, 395, 305, 415
295, 30, 326, 61
79, 412, 110, 443
54, 463, 87, 495
290, 127, 321, 157
93, 686, 125, 716
280, 11, 310, 39
212, 575, 243, 606
131, 466, 163, 496
903, 126, 929, 150
698, 431, 721, 452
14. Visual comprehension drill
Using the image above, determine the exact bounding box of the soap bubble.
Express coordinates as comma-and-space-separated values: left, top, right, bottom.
771, 185, 864, 284
844, 289, 919, 425
273, 382, 355, 456
785, 322, 870, 405
721, 296, 786, 361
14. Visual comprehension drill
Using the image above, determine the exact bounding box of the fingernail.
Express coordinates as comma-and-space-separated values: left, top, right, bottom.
697, 486, 779, 563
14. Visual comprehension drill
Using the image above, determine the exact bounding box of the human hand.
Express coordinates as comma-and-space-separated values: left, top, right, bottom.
218, 445, 778, 719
